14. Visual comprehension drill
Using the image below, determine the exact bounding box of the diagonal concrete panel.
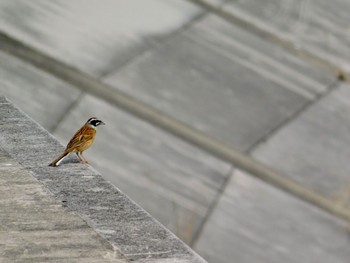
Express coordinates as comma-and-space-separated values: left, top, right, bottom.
195, 169, 350, 263
252, 84, 350, 202
0, 51, 80, 132
105, 15, 332, 151
223, 0, 350, 72
0, 0, 201, 76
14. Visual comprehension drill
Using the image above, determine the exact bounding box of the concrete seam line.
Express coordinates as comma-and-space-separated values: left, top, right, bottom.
186, 0, 346, 79
0, 32, 350, 222
100, 11, 209, 79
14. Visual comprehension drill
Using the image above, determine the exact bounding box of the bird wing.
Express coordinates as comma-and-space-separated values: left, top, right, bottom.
65, 126, 95, 152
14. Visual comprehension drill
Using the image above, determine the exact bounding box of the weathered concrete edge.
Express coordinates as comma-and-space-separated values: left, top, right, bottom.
0, 149, 129, 263
0, 96, 206, 263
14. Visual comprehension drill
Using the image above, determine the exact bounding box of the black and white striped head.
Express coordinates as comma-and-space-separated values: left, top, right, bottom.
87, 117, 105, 128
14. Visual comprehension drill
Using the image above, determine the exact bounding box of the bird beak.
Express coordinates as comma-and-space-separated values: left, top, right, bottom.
100, 121, 105, 125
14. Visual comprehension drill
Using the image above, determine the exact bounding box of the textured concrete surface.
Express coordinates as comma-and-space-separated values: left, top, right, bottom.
0, 1, 349, 263
0, 50, 81, 132
0, 0, 201, 76
195, 169, 350, 263
0, 150, 127, 263
105, 14, 330, 151
0, 97, 206, 263
253, 84, 350, 202
223, 0, 350, 72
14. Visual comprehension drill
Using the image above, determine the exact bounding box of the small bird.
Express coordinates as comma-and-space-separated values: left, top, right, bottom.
49, 117, 105, 167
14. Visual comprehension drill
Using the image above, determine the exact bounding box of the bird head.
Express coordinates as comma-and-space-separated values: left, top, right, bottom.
87, 117, 105, 128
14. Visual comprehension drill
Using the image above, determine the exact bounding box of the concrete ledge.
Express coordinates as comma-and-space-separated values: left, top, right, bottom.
0, 149, 128, 263
0, 96, 206, 263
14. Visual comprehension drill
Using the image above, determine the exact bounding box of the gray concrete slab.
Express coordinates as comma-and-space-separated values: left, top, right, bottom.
252, 84, 350, 202
0, 150, 127, 263
195, 169, 350, 263
0, 51, 81, 132
0, 96, 207, 262
0, 0, 201, 76
104, 14, 329, 151
187, 15, 334, 94
223, 0, 350, 72
52, 94, 232, 244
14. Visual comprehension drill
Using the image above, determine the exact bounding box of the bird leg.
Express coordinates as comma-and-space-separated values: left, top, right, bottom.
81, 153, 89, 164
76, 152, 87, 164
77, 152, 89, 164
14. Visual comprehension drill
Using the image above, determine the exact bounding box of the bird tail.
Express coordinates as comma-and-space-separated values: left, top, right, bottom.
48, 151, 69, 167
